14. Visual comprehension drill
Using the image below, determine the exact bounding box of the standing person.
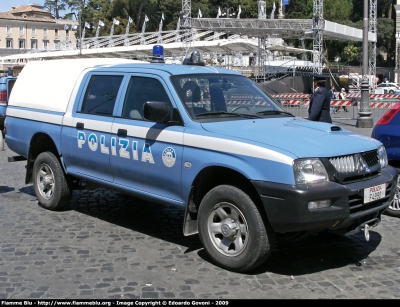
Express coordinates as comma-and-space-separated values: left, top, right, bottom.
330, 85, 337, 114
308, 74, 332, 123
338, 88, 349, 112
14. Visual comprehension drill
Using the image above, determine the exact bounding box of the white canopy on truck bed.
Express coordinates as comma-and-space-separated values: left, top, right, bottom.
8, 58, 145, 113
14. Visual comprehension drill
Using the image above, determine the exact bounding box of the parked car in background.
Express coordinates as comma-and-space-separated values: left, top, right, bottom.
372, 102, 400, 217
374, 82, 400, 94
0, 75, 17, 131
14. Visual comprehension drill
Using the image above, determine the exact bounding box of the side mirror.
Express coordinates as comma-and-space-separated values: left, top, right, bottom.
143, 101, 170, 123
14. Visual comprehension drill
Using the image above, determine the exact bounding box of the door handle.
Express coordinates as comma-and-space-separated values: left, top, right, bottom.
76, 122, 84, 129
117, 129, 127, 137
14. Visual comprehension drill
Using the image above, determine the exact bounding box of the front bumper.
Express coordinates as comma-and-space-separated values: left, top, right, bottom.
252, 165, 398, 235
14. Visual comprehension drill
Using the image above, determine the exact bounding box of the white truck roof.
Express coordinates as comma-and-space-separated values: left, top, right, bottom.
8, 58, 146, 113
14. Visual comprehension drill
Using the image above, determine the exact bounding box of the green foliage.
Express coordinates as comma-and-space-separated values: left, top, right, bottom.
286, 0, 313, 19
343, 44, 360, 65
376, 18, 394, 52
323, 0, 352, 22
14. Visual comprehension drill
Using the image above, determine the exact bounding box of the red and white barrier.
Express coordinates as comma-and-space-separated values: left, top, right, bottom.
330, 100, 357, 106
197, 97, 397, 109
230, 95, 254, 99
226, 100, 253, 105
273, 93, 400, 99
369, 102, 398, 109
273, 94, 310, 99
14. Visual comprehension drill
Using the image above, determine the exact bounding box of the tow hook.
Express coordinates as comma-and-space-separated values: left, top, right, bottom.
361, 224, 371, 241
360, 218, 380, 241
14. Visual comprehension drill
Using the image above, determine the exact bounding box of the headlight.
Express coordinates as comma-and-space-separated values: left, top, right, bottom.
377, 145, 388, 168
293, 158, 328, 185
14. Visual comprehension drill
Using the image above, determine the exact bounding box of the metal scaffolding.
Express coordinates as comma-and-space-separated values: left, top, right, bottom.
369, 0, 377, 88
7, 0, 377, 80
312, 0, 324, 75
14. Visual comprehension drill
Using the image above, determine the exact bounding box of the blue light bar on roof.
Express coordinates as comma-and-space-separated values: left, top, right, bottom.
151, 45, 165, 63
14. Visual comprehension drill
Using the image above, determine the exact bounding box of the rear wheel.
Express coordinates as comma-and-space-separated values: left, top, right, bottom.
33, 152, 71, 210
385, 174, 400, 217
198, 185, 274, 272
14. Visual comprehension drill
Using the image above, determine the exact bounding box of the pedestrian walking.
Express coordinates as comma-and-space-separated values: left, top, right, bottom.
339, 88, 349, 112
308, 74, 332, 123
330, 85, 337, 114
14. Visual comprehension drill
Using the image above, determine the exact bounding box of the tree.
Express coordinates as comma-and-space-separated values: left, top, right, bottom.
43, 0, 69, 19
323, 0, 352, 22
344, 44, 360, 65
286, 0, 313, 19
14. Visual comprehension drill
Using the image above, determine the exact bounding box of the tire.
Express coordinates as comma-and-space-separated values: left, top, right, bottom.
32, 151, 71, 210
389, 90, 394, 94
385, 174, 400, 217
198, 185, 274, 272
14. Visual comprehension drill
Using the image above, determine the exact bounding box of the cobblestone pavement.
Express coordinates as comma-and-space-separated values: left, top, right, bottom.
0, 126, 399, 299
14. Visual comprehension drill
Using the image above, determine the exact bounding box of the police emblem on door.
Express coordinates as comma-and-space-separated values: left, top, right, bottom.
162, 147, 176, 167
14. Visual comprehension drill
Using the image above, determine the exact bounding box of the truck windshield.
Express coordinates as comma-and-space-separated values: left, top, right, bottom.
171, 74, 290, 120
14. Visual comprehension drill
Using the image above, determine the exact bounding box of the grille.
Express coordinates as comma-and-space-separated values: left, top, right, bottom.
329, 155, 356, 174
361, 150, 379, 167
329, 150, 379, 175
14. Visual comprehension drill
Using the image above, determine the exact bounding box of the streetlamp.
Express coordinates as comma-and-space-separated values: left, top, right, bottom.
356, 0, 373, 128
79, 1, 82, 56
222, 7, 235, 18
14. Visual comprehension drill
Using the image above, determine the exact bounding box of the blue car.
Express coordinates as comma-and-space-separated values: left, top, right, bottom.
372, 102, 400, 217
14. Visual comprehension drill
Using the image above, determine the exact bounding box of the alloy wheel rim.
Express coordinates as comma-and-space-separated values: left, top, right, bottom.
36, 163, 55, 200
207, 202, 248, 257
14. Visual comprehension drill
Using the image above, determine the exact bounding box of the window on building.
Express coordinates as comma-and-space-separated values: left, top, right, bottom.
19, 40, 25, 49
54, 40, 60, 50
43, 40, 49, 49
19, 26, 24, 35
6, 25, 11, 34
31, 27, 36, 35
31, 40, 38, 49
6, 39, 13, 49
55, 28, 59, 36
43, 28, 48, 36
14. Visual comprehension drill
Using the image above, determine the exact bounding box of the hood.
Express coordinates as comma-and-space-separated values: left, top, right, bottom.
200, 117, 381, 159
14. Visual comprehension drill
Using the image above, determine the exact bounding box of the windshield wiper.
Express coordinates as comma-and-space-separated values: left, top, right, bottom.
256, 110, 294, 117
195, 111, 261, 118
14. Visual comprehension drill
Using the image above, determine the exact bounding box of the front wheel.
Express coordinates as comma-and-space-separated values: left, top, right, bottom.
198, 185, 274, 272
32, 152, 71, 211
385, 174, 400, 217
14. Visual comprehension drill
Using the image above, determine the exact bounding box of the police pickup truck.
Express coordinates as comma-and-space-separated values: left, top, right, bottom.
5, 48, 398, 272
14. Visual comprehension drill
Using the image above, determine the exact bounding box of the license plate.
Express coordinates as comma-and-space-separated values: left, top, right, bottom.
364, 184, 386, 204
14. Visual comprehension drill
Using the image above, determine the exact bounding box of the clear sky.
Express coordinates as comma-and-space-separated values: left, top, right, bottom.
0, 1, 46, 12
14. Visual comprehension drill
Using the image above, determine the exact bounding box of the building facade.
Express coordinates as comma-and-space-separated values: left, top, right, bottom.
0, 4, 78, 60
